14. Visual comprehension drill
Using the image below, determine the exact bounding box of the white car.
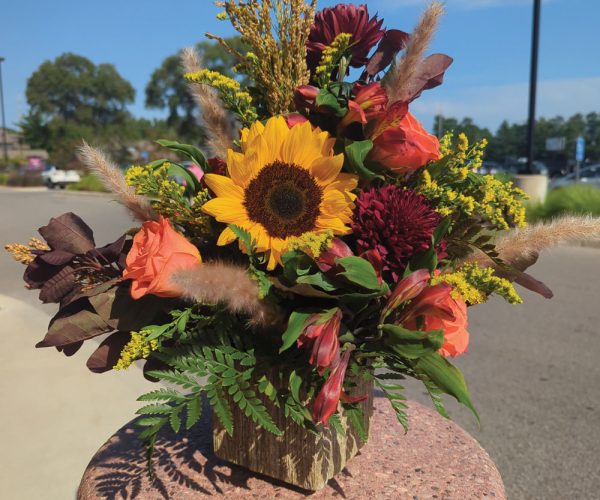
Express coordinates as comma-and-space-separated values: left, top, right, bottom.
41, 165, 81, 189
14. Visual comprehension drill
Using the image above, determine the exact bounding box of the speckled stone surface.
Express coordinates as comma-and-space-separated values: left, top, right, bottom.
78, 395, 505, 499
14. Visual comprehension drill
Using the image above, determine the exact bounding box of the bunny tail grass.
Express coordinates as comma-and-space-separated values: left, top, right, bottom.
385, 2, 444, 105
466, 216, 600, 271
77, 142, 158, 223
181, 47, 233, 159
172, 262, 278, 326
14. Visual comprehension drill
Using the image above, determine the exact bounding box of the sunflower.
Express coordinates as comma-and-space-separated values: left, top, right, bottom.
202, 116, 358, 269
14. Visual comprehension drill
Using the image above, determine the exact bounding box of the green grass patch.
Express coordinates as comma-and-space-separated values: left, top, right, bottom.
0, 173, 8, 185
67, 174, 107, 192
527, 184, 600, 222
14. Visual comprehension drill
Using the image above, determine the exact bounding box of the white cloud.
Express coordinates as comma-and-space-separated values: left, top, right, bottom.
411, 76, 600, 131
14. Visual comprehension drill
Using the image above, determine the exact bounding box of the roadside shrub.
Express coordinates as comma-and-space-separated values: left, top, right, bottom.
0, 173, 8, 185
6, 173, 44, 187
67, 174, 108, 192
527, 184, 600, 222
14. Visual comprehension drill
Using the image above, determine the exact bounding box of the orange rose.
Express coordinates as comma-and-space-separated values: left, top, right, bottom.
419, 295, 469, 357
369, 112, 440, 174
123, 216, 201, 299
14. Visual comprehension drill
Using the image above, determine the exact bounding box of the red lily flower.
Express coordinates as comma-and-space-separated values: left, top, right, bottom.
340, 82, 388, 128
313, 349, 363, 425
297, 309, 342, 374
380, 268, 430, 321
316, 238, 353, 272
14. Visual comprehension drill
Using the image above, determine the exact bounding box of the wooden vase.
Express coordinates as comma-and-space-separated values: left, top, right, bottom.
212, 376, 374, 491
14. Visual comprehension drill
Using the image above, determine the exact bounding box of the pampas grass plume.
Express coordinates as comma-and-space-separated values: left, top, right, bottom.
78, 142, 157, 223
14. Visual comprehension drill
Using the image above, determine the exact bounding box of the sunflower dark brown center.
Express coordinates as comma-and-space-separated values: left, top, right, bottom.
244, 161, 323, 238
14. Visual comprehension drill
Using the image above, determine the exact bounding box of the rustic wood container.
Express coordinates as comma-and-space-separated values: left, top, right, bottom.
212, 376, 374, 491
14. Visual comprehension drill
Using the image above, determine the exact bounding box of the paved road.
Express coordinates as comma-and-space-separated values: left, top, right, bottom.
1, 187, 599, 499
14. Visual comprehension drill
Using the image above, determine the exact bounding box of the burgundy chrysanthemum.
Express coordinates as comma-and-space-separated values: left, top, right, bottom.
307, 4, 385, 72
352, 186, 443, 282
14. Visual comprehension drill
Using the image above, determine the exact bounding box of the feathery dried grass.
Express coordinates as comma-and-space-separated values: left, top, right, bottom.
181, 47, 233, 158
385, 2, 444, 105
466, 216, 600, 271
77, 142, 157, 222
172, 262, 279, 326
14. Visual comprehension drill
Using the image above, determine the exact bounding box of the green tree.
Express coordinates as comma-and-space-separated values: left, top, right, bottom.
145, 37, 247, 143
21, 53, 136, 165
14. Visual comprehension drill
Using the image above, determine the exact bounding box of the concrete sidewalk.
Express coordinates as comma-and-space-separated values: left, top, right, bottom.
0, 295, 156, 500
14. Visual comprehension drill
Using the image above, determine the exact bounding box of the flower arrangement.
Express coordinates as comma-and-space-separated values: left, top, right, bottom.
7, 0, 600, 485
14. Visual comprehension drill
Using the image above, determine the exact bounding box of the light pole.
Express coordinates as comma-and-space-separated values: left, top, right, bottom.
0, 57, 8, 164
526, 0, 541, 174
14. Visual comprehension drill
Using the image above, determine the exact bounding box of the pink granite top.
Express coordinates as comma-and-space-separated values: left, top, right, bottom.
78, 396, 505, 499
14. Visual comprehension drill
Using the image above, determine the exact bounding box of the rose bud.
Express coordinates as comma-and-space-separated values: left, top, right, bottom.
123, 216, 201, 299
369, 112, 440, 174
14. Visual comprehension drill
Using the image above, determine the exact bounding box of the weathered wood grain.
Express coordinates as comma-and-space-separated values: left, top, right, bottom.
212, 376, 374, 490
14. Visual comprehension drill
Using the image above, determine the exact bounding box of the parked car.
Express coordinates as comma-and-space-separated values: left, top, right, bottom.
549, 164, 600, 189
41, 165, 81, 189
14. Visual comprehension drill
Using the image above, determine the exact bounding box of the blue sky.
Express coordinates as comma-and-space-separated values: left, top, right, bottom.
1, 0, 599, 133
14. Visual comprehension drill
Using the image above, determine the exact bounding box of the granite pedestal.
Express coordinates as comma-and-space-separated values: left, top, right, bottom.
78, 395, 505, 499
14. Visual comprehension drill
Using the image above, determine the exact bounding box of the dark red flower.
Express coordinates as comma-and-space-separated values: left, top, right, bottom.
352, 186, 442, 282
307, 4, 385, 73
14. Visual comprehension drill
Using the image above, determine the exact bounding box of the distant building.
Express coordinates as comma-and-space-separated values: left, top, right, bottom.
0, 128, 49, 164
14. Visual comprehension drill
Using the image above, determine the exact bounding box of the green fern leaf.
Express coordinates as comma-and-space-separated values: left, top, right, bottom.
169, 407, 182, 434
185, 396, 203, 430
136, 403, 175, 416
137, 388, 185, 402
207, 384, 234, 436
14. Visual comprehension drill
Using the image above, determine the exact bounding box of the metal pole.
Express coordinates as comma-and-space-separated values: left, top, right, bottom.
0, 58, 8, 164
526, 0, 541, 174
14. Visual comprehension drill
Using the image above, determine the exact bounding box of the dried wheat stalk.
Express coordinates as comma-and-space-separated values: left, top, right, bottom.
181, 47, 233, 158
78, 142, 157, 222
385, 2, 444, 105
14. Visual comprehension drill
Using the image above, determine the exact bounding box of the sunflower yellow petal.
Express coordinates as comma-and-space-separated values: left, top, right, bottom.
316, 216, 351, 234
203, 174, 244, 199
321, 190, 350, 217
310, 155, 344, 185
217, 227, 238, 246
227, 150, 254, 188
202, 198, 248, 224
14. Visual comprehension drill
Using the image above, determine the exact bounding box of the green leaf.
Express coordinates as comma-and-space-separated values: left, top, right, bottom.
136, 403, 174, 416
336, 256, 382, 291
415, 353, 479, 424
185, 396, 203, 430
315, 88, 346, 117
165, 162, 200, 195
433, 218, 451, 245
207, 384, 234, 436
296, 273, 338, 292
344, 140, 384, 180
137, 388, 185, 402
169, 407, 182, 434
280, 311, 311, 353
329, 413, 346, 438
144, 323, 172, 341
344, 406, 368, 442
156, 139, 208, 169
381, 324, 444, 360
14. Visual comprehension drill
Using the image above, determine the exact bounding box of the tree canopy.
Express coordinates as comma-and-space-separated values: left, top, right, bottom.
145, 37, 247, 142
